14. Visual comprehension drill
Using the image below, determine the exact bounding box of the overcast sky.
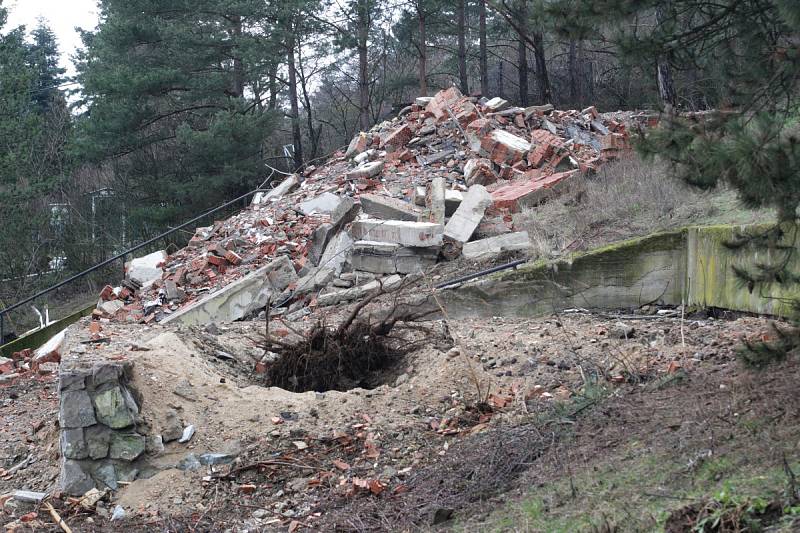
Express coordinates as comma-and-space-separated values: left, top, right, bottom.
3, 0, 99, 76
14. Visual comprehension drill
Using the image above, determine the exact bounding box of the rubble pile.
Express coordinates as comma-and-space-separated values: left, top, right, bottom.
90, 87, 645, 328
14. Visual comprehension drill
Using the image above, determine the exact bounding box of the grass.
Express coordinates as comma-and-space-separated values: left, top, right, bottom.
515, 154, 775, 258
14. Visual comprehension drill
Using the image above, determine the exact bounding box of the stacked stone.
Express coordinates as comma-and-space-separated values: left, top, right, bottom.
58, 349, 146, 495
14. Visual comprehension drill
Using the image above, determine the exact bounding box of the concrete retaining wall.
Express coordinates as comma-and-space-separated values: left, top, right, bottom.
444, 224, 800, 319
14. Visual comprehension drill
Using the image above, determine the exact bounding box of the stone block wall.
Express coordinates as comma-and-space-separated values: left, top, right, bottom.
58, 341, 147, 495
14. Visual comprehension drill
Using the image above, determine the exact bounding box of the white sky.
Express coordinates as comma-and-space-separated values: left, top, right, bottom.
3, 0, 99, 76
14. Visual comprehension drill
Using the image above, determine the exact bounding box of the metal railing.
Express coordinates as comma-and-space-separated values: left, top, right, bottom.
0, 187, 269, 346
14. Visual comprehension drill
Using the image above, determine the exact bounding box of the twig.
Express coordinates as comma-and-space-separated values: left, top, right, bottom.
43, 502, 72, 533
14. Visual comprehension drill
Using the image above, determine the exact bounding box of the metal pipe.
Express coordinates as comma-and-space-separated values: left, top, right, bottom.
0, 188, 267, 318
434, 258, 528, 290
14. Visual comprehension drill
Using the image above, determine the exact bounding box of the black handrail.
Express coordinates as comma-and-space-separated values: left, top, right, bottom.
0, 187, 269, 344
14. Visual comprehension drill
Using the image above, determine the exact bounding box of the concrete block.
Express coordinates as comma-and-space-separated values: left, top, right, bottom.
444, 185, 492, 245
350, 220, 443, 247
445, 189, 463, 217
345, 160, 384, 180
426, 178, 446, 224
350, 241, 438, 274
360, 194, 420, 221
127, 250, 166, 287
484, 97, 510, 112
462, 232, 531, 260
309, 223, 334, 266
263, 255, 298, 292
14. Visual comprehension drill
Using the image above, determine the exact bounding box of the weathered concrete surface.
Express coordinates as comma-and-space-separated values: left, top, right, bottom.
317, 274, 403, 307
443, 231, 687, 318
252, 175, 299, 205
427, 178, 446, 224
686, 224, 800, 317
299, 192, 345, 216
318, 230, 354, 275
350, 220, 443, 247
127, 251, 167, 287
359, 194, 420, 221
444, 185, 492, 245
162, 258, 292, 326
462, 231, 531, 260
350, 241, 439, 274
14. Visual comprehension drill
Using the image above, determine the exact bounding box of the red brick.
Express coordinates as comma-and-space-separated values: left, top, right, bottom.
207, 254, 226, 266
380, 124, 412, 152
492, 170, 578, 212
224, 250, 242, 265
99, 285, 115, 301
0, 357, 15, 374
424, 87, 463, 120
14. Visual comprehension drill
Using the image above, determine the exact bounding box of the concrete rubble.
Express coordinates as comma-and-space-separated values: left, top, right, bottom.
74, 86, 646, 330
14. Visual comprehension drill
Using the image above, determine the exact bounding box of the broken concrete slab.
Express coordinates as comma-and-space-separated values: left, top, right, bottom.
308, 223, 334, 266
350, 241, 439, 274
443, 185, 492, 249
462, 231, 531, 260
127, 250, 166, 287
360, 193, 420, 221
350, 220, 443, 247
299, 192, 345, 216
318, 230, 354, 275
162, 263, 277, 326
263, 255, 298, 292
484, 97, 509, 112
252, 175, 299, 205
426, 178, 446, 224
293, 267, 335, 296
330, 195, 359, 228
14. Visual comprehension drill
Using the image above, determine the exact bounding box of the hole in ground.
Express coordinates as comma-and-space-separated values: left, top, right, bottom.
265, 321, 413, 392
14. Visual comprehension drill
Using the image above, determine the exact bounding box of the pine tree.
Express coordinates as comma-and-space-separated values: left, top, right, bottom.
27, 19, 67, 114
74, 0, 276, 240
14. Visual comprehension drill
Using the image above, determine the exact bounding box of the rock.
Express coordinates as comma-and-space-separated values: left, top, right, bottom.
85, 425, 111, 459
60, 460, 95, 495
308, 223, 334, 266
93, 386, 136, 429
264, 255, 298, 292
91, 461, 118, 490
146, 435, 164, 455
60, 390, 97, 429
318, 231, 354, 275
345, 133, 369, 159
395, 373, 409, 386
178, 424, 195, 443
98, 300, 124, 316
610, 323, 635, 339
111, 505, 126, 521
109, 433, 146, 461
61, 428, 89, 460
177, 454, 202, 471
161, 410, 183, 442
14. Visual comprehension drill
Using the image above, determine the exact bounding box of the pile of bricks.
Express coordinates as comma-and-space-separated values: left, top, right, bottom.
91, 87, 648, 327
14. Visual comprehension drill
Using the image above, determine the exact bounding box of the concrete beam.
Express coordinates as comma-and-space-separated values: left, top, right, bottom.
350, 220, 443, 247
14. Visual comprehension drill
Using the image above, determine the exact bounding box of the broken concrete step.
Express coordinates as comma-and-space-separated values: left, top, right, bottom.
443, 185, 492, 257
350, 220, 443, 248
462, 232, 531, 260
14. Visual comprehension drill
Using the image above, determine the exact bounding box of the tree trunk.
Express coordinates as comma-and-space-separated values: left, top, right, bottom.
286, 31, 304, 170
357, 0, 370, 131
532, 30, 551, 104
516, 1, 528, 106
655, 4, 676, 108
568, 39, 578, 106
417, 3, 428, 97
479, 0, 488, 96
297, 43, 319, 160
230, 15, 244, 98
457, 0, 468, 94
498, 59, 504, 99
268, 62, 278, 111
